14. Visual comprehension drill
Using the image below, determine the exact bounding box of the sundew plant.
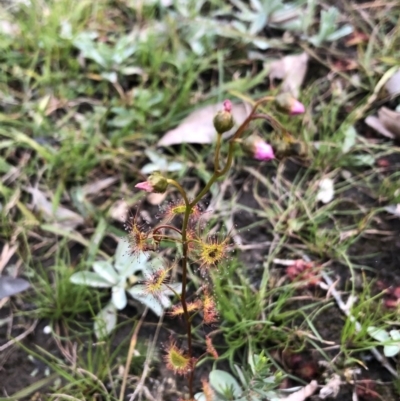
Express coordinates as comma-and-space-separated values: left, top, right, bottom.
128, 94, 305, 400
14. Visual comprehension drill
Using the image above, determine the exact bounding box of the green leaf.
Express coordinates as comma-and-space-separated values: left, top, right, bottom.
210, 370, 242, 398
367, 326, 390, 342
326, 25, 353, 42
94, 302, 117, 339
70, 271, 112, 288
127, 287, 164, 316
384, 344, 400, 357
100, 71, 117, 83
342, 125, 357, 153
390, 330, 400, 341
114, 240, 149, 277
385, 330, 400, 357
92, 261, 119, 285
0, 157, 13, 174
112, 284, 128, 310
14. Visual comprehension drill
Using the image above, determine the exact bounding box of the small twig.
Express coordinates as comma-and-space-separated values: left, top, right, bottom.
128, 313, 164, 401
320, 272, 399, 378
119, 308, 148, 401
0, 319, 38, 352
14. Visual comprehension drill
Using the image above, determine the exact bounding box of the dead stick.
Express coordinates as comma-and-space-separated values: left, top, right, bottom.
119, 308, 148, 401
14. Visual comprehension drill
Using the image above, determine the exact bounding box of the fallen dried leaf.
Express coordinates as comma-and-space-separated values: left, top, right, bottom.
157, 102, 250, 147
268, 52, 309, 98
26, 187, 84, 230
365, 106, 400, 140
378, 107, 400, 137
385, 69, 400, 96
108, 199, 129, 222
279, 380, 318, 401
80, 177, 118, 196
365, 115, 395, 139
0, 276, 30, 300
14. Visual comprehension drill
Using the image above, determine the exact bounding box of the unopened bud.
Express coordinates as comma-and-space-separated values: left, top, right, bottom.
275, 93, 305, 115
148, 172, 168, 193
135, 171, 168, 193
213, 100, 234, 134
243, 134, 275, 161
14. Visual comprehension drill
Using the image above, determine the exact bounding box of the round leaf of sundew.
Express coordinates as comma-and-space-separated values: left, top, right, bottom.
92, 261, 119, 285
70, 271, 112, 288
94, 302, 117, 339
209, 370, 242, 398
127, 287, 164, 316
114, 240, 149, 277
112, 285, 128, 310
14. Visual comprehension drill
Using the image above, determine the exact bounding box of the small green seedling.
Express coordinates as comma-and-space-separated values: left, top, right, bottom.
367, 326, 400, 357
70, 239, 182, 338
195, 353, 284, 401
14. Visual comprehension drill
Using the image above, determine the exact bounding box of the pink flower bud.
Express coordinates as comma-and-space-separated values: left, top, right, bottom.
135, 172, 169, 193
213, 100, 234, 134
275, 93, 305, 115
254, 140, 275, 161
223, 99, 232, 112
290, 99, 305, 115
135, 181, 154, 192
243, 134, 275, 161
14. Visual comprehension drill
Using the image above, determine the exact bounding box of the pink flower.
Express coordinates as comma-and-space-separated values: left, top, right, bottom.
243, 134, 275, 162
290, 99, 305, 115
223, 99, 232, 112
254, 140, 274, 161
275, 93, 305, 116
135, 181, 153, 192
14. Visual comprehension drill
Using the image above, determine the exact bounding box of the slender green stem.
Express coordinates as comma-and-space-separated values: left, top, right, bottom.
166, 178, 195, 397
232, 96, 275, 141
181, 206, 194, 398
190, 97, 277, 206
214, 133, 223, 172
167, 179, 190, 207
251, 113, 287, 132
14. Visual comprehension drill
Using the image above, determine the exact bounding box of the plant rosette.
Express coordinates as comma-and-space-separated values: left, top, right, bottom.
70, 239, 182, 338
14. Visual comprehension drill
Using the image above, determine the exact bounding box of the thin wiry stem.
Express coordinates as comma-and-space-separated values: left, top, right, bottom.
152, 225, 182, 236
181, 205, 194, 398
167, 179, 190, 207
172, 97, 277, 398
